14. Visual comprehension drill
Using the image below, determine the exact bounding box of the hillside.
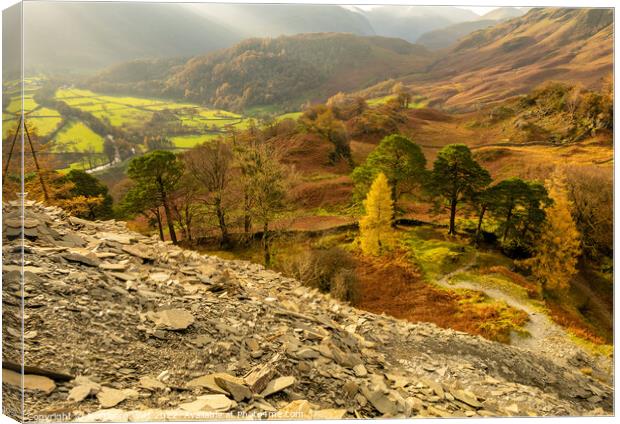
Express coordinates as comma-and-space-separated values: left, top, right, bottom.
406, 8, 613, 110
416, 20, 499, 50
2, 202, 613, 420
89, 33, 435, 112
417, 7, 526, 50
481, 7, 528, 21
416, 7, 525, 50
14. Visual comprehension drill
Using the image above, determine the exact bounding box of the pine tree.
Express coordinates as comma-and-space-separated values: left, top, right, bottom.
351, 134, 427, 208
526, 173, 581, 292
428, 144, 491, 235
359, 173, 395, 256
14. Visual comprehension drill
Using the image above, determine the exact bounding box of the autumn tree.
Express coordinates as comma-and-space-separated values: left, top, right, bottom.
300, 105, 351, 164
145, 135, 175, 151
359, 173, 395, 256
170, 172, 202, 243
183, 139, 234, 246
126, 150, 183, 244
391, 82, 411, 109
351, 134, 426, 209
525, 173, 581, 292
564, 165, 613, 258
243, 140, 291, 265
103, 136, 117, 164
65, 169, 114, 220
428, 144, 491, 235
326, 92, 367, 120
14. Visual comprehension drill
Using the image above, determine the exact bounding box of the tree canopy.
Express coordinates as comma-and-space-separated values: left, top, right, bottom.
525, 174, 581, 292
126, 150, 183, 244
359, 172, 395, 256
65, 169, 113, 220
352, 134, 426, 209
428, 144, 491, 235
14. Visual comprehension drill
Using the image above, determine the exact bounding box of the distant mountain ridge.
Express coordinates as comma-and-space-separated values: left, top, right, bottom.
417, 7, 527, 50
354, 5, 480, 43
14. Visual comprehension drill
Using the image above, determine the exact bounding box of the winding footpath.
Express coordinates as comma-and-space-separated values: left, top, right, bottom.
435, 254, 613, 382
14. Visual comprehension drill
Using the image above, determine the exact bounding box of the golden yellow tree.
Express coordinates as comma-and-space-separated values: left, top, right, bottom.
359, 172, 395, 255
526, 173, 581, 292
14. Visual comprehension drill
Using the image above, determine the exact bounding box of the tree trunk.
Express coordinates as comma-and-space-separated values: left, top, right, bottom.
475, 205, 487, 244
502, 206, 514, 242
391, 183, 399, 221
449, 197, 458, 235
185, 205, 193, 242
243, 192, 252, 234
161, 191, 177, 244
262, 221, 270, 265
154, 208, 164, 241
215, 198, 230, 247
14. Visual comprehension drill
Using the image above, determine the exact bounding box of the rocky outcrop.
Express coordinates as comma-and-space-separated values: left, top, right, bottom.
1, 201, 613, 421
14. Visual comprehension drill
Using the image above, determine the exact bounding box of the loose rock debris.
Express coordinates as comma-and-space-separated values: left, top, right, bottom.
1, 201, 613, 421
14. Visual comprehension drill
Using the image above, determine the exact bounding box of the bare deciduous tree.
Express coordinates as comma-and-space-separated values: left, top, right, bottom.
183, 139, 234, 246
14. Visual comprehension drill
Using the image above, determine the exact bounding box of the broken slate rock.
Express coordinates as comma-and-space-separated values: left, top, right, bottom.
109, 272, 138, 282
62, 251, 100, 267
353, 364, 368, 377
99, 262, 128, 271
261, 376, 296, 397
277, 400, 312, 419
214, 374, 253, 401
139, 376, 166, 391
148, 309, 194, 330
100, 232, 134, 244
68, 385, 93, 403
452, 389, 482, 408
97, 387, 127, 408
361, 385, 400, 416
187, 374, 229, 394
2, 369, 56, 394
67, 378, 101, 402
122, 244, 156, 261
180, 394, 235, 413
244, 354, 280, 394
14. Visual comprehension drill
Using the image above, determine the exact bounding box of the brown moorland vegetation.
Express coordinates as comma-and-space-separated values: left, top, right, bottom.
402, 8, 613, 111
353, 254, 528, 343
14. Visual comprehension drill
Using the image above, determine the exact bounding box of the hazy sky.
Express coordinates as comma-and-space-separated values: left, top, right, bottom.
350, 5, 499, 15
461, 6, 499, 15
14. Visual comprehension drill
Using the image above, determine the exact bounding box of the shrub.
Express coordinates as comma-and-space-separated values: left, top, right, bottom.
279, 247, 359, 302
330, 269, 359, 303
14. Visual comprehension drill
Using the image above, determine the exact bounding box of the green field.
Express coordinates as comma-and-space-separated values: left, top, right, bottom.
275, 111, 302, 121
53, 121, 104, 153
367, 94, 427, 108
5, 96, 38, 114
170, 133, 221, 149
54, 88, 251, 131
